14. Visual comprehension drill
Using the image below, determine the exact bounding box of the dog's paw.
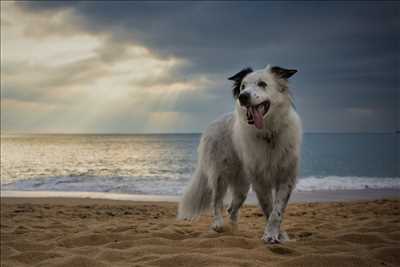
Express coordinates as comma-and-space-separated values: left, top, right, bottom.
262, 230, 288, 244
262, 233, 280, 244
210, 218, 224, 233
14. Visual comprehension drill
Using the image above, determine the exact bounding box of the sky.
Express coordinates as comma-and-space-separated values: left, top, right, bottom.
1, 1, 399, 133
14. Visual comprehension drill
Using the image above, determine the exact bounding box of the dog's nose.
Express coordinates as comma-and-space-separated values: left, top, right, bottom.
238, 92, 251, 106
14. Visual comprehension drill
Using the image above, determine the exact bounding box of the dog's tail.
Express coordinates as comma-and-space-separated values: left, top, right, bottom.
177, 170, 212, 220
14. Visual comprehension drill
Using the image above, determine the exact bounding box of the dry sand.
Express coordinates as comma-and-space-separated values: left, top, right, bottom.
1, 197, 399, 267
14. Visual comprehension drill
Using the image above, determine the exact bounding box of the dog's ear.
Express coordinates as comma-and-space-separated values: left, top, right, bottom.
228, 67, 253, 98
270, 66, 297, 79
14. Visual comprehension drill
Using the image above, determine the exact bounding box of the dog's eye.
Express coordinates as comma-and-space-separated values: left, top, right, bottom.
257, 81, 267, 88
241, 83, 246, 90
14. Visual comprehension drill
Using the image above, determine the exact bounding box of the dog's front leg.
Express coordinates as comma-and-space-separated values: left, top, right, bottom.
253, 184, 273, 219
262, 183, 293, 244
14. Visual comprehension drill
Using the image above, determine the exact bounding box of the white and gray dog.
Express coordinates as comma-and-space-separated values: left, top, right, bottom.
177, 65, 302, 244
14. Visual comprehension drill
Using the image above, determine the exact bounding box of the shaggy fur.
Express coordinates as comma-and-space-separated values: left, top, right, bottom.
177, 65, 302, 244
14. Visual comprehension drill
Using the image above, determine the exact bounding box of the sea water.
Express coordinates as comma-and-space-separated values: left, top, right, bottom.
1, 133, 399, 195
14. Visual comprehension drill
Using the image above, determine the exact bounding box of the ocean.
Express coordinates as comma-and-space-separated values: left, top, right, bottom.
1, 133, 399, 195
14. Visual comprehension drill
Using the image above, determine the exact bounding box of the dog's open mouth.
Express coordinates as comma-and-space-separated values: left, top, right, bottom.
246, 100, 270, 129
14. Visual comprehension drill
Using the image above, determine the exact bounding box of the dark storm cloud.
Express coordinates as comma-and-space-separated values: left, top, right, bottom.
17, 1, 399, 132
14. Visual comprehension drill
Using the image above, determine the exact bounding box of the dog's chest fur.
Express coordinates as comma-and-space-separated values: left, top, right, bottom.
232, 115, 299, 183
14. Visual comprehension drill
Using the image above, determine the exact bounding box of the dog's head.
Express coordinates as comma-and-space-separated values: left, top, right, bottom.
228, 65, 297, 130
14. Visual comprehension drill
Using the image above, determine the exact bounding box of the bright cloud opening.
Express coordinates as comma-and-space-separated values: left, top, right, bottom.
1, 2, 210, 133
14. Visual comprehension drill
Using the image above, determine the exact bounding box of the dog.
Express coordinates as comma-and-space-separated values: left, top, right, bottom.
177, 65, 302, 244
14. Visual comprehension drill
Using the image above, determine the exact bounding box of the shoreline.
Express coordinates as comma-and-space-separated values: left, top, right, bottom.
2, 188, 399, 204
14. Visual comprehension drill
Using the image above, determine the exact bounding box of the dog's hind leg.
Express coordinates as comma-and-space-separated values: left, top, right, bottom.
227, 178, 250, 228
210, 176, 228, 233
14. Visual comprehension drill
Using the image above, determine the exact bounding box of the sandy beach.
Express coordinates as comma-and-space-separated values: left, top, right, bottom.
1, 197, 399, 267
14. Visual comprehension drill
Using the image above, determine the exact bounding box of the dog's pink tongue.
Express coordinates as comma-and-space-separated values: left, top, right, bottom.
252, 106, 263, 129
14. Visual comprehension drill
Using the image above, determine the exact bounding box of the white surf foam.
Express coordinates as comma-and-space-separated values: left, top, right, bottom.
1, 175, 187, 195
296, 176, 400, 191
